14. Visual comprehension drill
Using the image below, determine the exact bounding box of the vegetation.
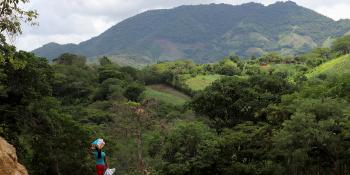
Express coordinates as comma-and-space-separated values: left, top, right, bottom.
306, 54, 350, 78
3, 30, 350, 175
0, 0, 38, 35
3, 1, 350, 175
332, 35, 350, 55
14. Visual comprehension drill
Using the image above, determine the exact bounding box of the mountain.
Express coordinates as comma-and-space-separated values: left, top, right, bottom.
33, 1, 350, 63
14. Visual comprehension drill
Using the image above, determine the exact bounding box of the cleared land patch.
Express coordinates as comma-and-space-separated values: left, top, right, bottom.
185, 74, 223, 91
144, 84, 190, 106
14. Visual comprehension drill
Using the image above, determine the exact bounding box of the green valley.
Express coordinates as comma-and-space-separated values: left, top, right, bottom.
2, 1, 350, 175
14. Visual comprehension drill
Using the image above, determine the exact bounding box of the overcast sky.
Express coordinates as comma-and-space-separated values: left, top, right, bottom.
13, 0, 350, 51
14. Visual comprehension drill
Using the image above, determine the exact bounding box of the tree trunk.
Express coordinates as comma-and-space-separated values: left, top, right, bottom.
332, 160, 338, 175
136, 114, 149, 175
48, 159, 60, 175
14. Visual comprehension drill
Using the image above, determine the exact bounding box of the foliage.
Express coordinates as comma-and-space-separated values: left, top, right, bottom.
306, 54, 350, 78
53, 53, 87, 66
299, 47, 332, 67
191, 74, 293, 128
159, 121, 217, 175
27, 97, 93, 175
0, 49, 93, 175
0, 0, 38, 36
217, 122, 273, 175
99, 56, 112, 66
214, 58, 240, 76
124, 82, 146, 102
52, 57, 97, 104
273, 111, 350, 174
331, 35, 350, 55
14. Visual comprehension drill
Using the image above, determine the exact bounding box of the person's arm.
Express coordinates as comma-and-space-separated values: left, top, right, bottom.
104, 155, 109, 169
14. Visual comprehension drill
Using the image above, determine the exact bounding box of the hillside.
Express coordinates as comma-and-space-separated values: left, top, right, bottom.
33, 1, 350, 63
306, 54, 350, 78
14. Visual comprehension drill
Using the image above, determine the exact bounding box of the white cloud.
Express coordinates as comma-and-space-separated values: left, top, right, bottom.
315, 3, 350, 20
14, 34, 91, 52
13, 0, 350, 51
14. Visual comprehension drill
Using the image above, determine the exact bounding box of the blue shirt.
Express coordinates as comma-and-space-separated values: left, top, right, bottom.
93, 151, 106, 165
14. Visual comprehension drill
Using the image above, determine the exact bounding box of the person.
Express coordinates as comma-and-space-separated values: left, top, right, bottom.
92, 147, 109, 175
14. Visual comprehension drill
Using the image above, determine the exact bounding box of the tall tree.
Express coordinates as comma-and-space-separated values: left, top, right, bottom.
191, 75, 293, 129
332, 35, 350, 55
0, 0, 38, 36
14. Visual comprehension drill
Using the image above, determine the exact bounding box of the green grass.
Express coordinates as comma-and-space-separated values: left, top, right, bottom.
185, 74, 223, 91
144, 84, 190, 106
306, 55, 350, 78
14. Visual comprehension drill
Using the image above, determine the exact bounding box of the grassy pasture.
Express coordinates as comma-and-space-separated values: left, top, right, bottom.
185, 74, 223, 91
306, 55, 350, 78
144, 84, 190, 106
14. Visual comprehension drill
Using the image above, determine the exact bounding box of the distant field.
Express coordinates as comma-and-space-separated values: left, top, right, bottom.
185, 74, 222, 91
144, 84, 190, 106
306, 55, 350, 78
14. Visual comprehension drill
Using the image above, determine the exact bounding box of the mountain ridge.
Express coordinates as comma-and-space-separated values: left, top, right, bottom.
33, 1, 350, 63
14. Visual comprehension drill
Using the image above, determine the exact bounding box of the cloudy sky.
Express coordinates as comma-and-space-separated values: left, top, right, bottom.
14, 0, 350, 51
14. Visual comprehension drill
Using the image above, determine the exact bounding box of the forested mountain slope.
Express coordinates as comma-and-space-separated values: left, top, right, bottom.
33, 1, 350, 63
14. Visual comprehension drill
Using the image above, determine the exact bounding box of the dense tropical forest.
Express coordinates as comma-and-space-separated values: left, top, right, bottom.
1, 1, 350, 175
